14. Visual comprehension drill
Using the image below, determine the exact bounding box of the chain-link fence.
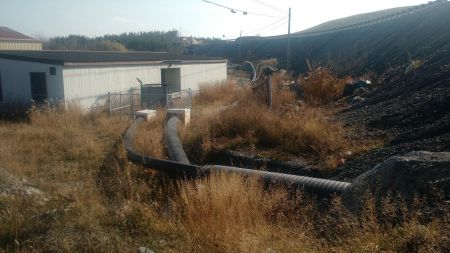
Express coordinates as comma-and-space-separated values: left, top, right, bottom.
107, 86, 194, 115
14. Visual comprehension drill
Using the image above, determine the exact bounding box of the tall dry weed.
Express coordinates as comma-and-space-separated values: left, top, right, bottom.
183, 102, 348, 169
300, 68, 351, 104
196, 80, 238, 105
171, 172, 450, 252
133, 109, 167, 159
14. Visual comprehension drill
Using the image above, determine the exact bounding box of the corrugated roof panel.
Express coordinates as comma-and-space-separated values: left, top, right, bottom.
0, 27, 37, 41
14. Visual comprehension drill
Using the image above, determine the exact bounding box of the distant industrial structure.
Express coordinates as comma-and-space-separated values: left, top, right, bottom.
0, 51, 227, 111
0, 27, 42, 51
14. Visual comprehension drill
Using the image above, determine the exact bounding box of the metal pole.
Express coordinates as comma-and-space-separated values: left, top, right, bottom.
188, 88, 192, 108
238, 30, 242, 62
287, 7, 291, 72
165, 85, 169, 108
108, 91, 112, 115
130, 88, 134, 115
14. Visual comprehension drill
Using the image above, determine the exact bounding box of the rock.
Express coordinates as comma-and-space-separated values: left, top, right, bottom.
351, 96, 365, 104
343, 80, 371, 97
0, 167, 45, 199
353, 87, 369, 96
343, 151, 450, 211
138, 246, 155, 253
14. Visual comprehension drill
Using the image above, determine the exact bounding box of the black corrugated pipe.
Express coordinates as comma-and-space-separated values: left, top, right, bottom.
123, 117, 201, 178
165, 116, 190, 164
123, 117, 352, 196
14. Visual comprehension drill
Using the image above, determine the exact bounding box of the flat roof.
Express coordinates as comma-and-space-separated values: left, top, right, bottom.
0, 50, 227, 66
0, 27, 40, 42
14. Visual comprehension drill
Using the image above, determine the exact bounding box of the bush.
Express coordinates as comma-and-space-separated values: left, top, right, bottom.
300, 68, 351, 104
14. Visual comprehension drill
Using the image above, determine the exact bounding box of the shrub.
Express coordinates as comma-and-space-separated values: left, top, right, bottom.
300, 68, 351, 104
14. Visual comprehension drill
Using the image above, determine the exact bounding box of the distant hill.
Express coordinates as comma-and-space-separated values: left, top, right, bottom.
190, 0, 450, 75
297, 6, 413, 35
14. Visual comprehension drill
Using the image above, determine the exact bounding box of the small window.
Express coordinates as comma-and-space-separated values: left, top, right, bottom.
49, 67, 56, 76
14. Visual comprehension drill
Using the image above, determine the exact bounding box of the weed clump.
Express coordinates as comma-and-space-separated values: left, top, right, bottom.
300, 68, 351, 104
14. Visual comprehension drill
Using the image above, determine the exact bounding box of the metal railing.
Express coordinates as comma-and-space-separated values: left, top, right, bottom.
107, 86, 195, 115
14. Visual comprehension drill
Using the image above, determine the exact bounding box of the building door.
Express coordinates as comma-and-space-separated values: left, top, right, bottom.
30, 72, 47, 103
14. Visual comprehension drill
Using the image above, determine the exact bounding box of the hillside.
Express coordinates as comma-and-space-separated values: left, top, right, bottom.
298, 6, 411, 35
190, 0, 450, 75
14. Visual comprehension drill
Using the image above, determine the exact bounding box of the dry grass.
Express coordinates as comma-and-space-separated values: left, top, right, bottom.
183, 85, 352, 169
182, 70, 382, 170
196, 80, 238, 105
133, 109, 167, 159
300, 68, 351, 105
0, 106, 447, 252
172, 172, 450, 253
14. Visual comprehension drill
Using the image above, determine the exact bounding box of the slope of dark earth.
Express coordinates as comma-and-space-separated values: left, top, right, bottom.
191, 1, 450, 75
330, 52, 450, 181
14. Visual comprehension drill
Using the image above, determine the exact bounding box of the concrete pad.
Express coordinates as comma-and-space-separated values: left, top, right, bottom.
167, 108, 190, 126
136, 109, 157, 120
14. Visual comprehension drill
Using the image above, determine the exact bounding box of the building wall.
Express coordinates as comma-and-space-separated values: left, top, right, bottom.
179, 62, 227, 91
0, 58, 63, 106
63, 61, 227, 110
0, 59, 227, 111
62, 65, 161, 110
0, 41, 43, 51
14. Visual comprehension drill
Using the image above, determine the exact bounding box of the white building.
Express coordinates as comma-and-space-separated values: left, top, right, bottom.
0, 51, 227, 110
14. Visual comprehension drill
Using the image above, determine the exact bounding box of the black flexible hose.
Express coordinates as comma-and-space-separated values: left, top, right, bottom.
165, 116, 190, 164
123, 117, 352, 196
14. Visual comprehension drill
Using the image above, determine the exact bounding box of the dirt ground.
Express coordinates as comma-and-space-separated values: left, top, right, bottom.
330, 52, 450, 181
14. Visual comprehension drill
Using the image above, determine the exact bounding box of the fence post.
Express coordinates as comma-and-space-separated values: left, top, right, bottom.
130, 87, 134, 116
165, 85, 169, 108
268, 75, 272, 110
188, 88, 192, 108
108, 91, 112, 115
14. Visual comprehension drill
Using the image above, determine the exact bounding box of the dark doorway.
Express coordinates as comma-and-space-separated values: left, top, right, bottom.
30, 72, 47, 103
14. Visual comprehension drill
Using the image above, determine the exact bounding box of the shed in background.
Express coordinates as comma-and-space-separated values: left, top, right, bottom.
0, 27, 42, 51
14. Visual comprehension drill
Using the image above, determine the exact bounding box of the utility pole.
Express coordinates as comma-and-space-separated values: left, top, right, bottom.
238, 30, 242, 62
286, 7, 291, 72
287, 7, 291, 72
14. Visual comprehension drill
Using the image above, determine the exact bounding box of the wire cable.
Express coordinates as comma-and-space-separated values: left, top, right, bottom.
243, 15, 288, 35
202, 0, 282, 18
259, 20, 288, 35
252, 0, 287, 14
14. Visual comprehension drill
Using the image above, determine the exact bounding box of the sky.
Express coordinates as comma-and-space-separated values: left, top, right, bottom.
0, 0, 431, 40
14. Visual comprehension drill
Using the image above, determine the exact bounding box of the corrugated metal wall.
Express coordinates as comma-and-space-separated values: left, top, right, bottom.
62, 65, 161, 110
180, 62, 227, 91
0, 41, 42, 51
0, 58, 63, 106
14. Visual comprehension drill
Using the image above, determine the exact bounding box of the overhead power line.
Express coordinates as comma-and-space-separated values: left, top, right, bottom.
201, 0, 282, 18
252, 0, 287, 14
259, 21, 288, 35
243, 15, 288, 35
